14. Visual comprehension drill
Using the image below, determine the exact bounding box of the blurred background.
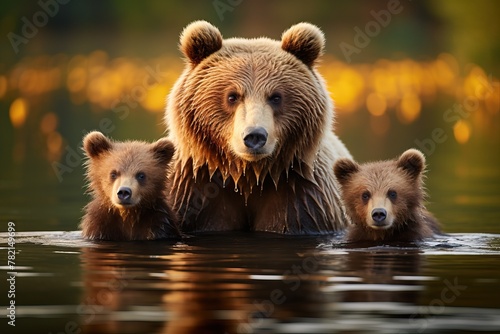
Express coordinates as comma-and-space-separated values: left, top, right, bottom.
1, 0, 499, 233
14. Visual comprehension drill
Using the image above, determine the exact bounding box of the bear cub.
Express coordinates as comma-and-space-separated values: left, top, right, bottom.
334, 149, 440, 243
81, 131, 181, 241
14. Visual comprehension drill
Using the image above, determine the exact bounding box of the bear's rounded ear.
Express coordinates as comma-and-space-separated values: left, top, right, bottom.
151, 138, 175, 164
281, 22, 325, 67
180, 20, 223, 66
397, 149, 426, 180
83, 131, 112, 158
334, 158, 360, 186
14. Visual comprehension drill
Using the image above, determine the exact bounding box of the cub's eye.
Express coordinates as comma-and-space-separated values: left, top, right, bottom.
227, 93, 239, 104
136, 172, 146, 182
110, 171, 118, 180
361, 191, 371, 202
269, 93, 282, 105
388, 190, 397, 200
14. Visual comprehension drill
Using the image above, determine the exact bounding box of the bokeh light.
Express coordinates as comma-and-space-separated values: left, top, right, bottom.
454, 120, 471, 144
1, 51, 499, 164
9, 98, 28, 128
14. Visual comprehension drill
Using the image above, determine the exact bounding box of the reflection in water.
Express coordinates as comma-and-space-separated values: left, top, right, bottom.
336, 250, 423, 304
80, 235, 338, 333
81, 241, 247, 333
76, 236, 500, 333
81, 244, 166, 333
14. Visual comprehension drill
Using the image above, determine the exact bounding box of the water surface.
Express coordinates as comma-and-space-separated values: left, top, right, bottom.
1, 230, 500, 333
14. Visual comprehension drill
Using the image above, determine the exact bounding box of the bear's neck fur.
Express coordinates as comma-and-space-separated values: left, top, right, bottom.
168, 153, 344, 233
177, 150, 317, 202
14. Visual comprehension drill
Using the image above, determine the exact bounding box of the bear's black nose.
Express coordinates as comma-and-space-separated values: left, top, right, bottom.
117, 187, 132, 201
243, 127, 268, 150
371, 208, 387, 223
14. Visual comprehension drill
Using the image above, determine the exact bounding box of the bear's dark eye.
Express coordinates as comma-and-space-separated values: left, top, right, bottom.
110, 170, 118, 180
361, 191, 371, 202
227, 93, 239, 104
269, 93, 282, 105
136, 172, 146, 182
388, 190, 397, 201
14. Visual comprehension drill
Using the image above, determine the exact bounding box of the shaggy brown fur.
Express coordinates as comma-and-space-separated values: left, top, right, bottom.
81, 131, 181, 241
165, 21, 352, 234
334, 149, 440, 242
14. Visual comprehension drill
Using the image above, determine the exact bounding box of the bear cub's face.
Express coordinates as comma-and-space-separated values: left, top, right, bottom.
83, 131, 174, 210
334, 149, 426, 231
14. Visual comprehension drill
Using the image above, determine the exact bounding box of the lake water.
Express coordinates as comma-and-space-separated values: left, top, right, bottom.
1, 231, 500, 334
1, 58, 500, 333
1, 155, 500, 333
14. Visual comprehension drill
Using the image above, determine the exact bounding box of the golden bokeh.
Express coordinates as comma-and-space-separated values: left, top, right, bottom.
142, 84, 170, 113
366, 92, 387, 116
397, 93, 421, 124
327, 65, 365, 113
67, 67, 87, 93
9, 98, 28, 128
453, 120, 471, 144
1, 52, 498, 147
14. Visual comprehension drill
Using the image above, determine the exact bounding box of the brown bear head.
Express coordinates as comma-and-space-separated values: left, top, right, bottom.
166, 21, 333, 187
333, 149, 427, 231
83, 131, 175, 210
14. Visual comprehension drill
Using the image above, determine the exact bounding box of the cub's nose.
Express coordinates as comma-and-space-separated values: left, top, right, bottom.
117, 187, 132, 201
243, 127, 268, 150
371, 208, 387, 223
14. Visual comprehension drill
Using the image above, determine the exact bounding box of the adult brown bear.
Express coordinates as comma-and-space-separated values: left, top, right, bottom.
165, 21, 351, 234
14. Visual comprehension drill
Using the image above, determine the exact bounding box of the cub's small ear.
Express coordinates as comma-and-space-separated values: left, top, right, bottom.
281, 22, 325, 67
334, 158, 360, 186
83, 131, 112, 158
397, 149, 426, 180
180, 20, 223, 66
151, 138, 175, 164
